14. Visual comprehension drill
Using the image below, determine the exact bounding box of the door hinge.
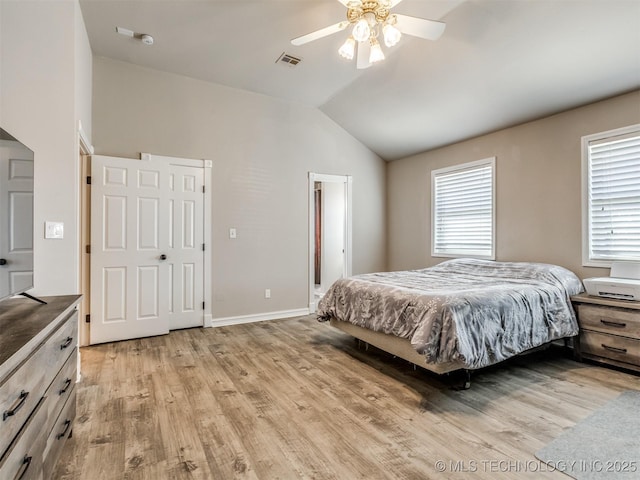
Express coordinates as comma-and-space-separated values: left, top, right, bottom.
86, 176, 91, 185
85, 245, 91, 254
202, 185, 205, 193
202, 244, 205, 251
85, 314, 90, 323
202, 302, 205, 310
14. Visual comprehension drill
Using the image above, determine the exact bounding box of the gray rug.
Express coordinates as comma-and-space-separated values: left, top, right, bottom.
535, 390, 640, 479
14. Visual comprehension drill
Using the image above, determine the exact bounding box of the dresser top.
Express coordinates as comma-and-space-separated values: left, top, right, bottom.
0, 295, 82, 379
571, 293, 640, 311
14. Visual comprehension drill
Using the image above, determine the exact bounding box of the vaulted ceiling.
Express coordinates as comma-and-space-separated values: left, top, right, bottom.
79, 0, 640, 160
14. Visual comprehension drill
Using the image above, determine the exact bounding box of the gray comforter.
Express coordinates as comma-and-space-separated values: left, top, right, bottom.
317, 258, 584, 369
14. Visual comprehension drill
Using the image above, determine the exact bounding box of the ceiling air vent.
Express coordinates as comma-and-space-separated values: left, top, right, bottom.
276, 52, 302, 67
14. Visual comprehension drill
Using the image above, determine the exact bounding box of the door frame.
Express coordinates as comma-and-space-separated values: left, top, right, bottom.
141, 153, 213, 328
307, 172, 352, 313
77, 121, 94, 348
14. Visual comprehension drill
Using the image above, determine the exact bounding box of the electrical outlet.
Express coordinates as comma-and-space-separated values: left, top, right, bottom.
265, 289, 271, 299
229, 228, 237, 239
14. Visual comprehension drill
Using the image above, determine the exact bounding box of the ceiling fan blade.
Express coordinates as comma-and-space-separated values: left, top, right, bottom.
357, 41, 371, 69
394, 14, 446, 41
291, 21, 349, 46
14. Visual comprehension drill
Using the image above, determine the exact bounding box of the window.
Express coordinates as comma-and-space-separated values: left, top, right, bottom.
583, 124, 640, 266
432, 157, 495, 259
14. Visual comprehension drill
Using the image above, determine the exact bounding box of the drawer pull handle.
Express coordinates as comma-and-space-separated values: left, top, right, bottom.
600, 319, 627, 328
57, 419, 72, 440
14, 455, 32, 480
601, 344, 628, 355
60, 336, 73, 350
59, 377, 73, 395
3, 390, 29, 421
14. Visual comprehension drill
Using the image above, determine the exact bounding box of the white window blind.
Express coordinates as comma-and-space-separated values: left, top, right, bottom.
432, 158, 495, 259
585, 127, 640, 263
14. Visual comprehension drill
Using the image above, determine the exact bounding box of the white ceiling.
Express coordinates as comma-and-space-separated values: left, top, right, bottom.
79, 0, 640, 161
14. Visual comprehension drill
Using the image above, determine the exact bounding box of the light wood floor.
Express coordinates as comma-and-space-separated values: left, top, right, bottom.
54, 315, 640, 480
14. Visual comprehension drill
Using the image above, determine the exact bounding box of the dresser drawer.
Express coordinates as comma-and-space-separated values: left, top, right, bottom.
579, 330, 640, 367
0, 346, 49, 459
41, 311, 77, 384
43, 350, 76, 438
576, 304, 640, 339
43, 388, 76, 476
0, 397, 47, 480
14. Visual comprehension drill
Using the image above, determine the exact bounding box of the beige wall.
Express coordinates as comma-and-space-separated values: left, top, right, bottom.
74, 1, 92, 142
387, 90, 640, 280
0, 0, 92, 297
92, 57, 386, 319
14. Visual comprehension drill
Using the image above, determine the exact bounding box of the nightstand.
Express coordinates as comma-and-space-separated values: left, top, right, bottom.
571, 293, 640, 373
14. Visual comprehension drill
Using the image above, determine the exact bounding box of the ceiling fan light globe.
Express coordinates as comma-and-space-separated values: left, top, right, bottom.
338, 36, 356, 60
352, 18, 370, 42
383, 24, 401, 47
369, 39, 385, 63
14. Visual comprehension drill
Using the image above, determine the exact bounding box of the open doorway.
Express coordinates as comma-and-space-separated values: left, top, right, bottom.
308, 173, 352, 313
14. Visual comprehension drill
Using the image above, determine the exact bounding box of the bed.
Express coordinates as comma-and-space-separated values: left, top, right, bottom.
317, 258, 584, 385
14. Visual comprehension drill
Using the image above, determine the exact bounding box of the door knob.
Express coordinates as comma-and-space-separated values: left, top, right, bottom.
0, 259, 7, 266
159, 254, 167, 260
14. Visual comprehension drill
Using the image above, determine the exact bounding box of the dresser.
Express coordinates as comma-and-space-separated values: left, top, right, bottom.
572, 293, 640, 373
0, 295, 81, 480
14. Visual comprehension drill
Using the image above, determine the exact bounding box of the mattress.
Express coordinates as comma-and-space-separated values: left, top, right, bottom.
317, 258, 584, 369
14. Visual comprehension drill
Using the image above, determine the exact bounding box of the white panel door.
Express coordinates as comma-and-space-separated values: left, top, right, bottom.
167, 164, 204, 329
90, 155, 170, 344
0, 140, 34, 298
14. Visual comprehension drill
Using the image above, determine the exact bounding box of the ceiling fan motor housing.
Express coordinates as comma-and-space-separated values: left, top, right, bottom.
347, 1, 391, 25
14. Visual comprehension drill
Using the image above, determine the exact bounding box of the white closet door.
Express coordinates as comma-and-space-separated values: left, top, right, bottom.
167, 163, 204, 330
90, 155, 170, 344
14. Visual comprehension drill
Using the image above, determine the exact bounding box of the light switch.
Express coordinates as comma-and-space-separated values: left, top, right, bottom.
229, 228, 237, 239
45, 221, 64, 239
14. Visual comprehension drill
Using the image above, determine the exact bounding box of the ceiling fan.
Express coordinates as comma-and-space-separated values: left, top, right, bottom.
291, 0, 446, 69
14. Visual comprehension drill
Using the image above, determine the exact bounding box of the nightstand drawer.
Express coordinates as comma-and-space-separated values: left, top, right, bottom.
576, 304, 640, 339
579, 330, 640, 367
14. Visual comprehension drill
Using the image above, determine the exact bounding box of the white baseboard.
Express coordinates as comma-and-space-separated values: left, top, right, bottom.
204, 313, 213, 328
209, 308, 310, 328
